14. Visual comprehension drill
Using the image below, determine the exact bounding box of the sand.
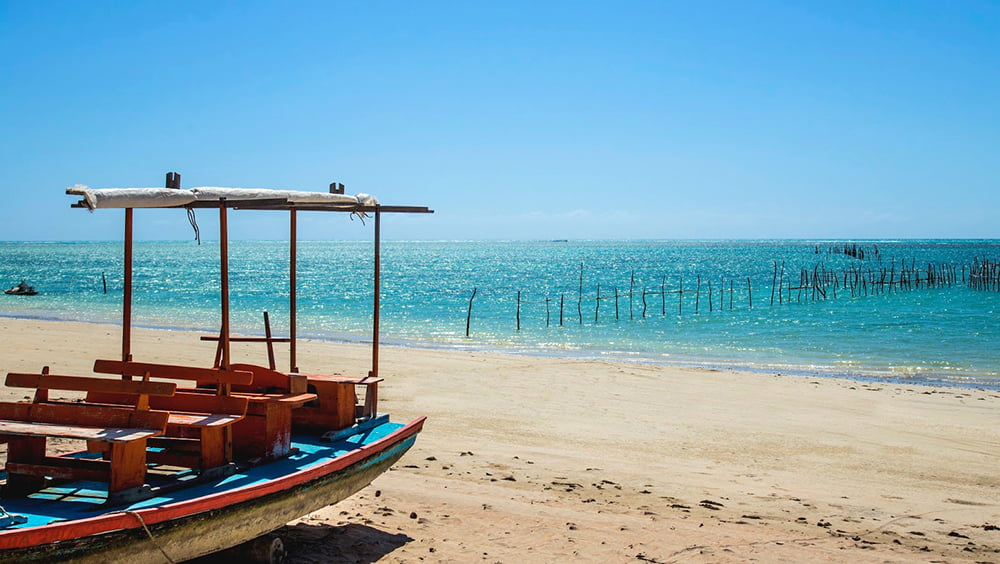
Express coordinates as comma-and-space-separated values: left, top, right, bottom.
1, 317, 998, 562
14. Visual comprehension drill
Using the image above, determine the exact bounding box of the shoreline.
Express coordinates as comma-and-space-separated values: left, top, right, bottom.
3, 310, 998, 392
1, 317, 999, 562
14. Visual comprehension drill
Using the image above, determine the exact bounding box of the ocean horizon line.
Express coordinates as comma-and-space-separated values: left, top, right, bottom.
3, 237, 999, 244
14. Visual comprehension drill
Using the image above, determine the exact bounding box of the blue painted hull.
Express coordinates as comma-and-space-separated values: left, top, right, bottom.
0, 418, 423, 562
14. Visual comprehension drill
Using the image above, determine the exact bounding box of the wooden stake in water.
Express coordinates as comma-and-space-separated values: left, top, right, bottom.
661, 275, 666, 316
629, 270, 635, 320
695, 275, 701, 314
595, 282, 601, 324
465, 288, 477, 337
678, 277, 683, 316
614, 287, 619, 321
516, 290, 521, 331
770, 261, 777, 306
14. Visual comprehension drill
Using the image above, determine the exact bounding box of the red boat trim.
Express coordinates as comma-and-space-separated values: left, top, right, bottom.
0, 417, 425, 549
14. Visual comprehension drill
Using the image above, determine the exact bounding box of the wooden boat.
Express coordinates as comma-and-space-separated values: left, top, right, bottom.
4, 282, 37, 296
0, 173, 432, 562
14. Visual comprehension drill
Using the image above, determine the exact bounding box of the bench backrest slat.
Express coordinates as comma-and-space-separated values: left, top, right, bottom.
93, 359, 253, 386
88, 391, 248, 416
6, 373, 176, 397
228, 363, 307, 393
0, 402, 168, 431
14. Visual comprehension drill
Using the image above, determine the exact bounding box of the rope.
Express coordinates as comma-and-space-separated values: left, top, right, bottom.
186, 206, 201, 245
121, 510, 176, 564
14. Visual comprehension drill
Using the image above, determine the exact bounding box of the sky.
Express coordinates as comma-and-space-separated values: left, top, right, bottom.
1, 1, 997, 241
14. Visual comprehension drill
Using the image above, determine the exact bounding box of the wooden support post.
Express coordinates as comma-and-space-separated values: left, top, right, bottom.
290, 209, 298, 372
578, 263, 584, 325
264, 311, 276, 370
122, 208, 133, 362
219, 202, 231, 373
372, 206, 381, 379
6, 436, 46, 495
746, 277, 752, 309
559, 294, 564, 326
614, 288, 619, 321
109, 439, 149, 493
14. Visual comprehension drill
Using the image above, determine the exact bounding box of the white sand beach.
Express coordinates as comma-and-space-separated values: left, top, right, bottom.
1, 317, 998, 562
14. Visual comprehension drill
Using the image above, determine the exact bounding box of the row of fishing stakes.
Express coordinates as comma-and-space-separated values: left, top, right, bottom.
968, 258, 1000, 292
464, 257, 981, 336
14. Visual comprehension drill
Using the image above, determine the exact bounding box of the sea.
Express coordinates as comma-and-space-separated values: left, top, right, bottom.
2, 239, 999, 390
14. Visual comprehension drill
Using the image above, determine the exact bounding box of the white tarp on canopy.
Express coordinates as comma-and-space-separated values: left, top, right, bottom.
67, 185, 378, 210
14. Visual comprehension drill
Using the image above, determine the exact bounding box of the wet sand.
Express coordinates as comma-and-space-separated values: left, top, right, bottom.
2, 318, 998, 562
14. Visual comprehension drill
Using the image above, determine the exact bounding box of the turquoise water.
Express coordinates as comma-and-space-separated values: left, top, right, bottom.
2, 240, 998, 389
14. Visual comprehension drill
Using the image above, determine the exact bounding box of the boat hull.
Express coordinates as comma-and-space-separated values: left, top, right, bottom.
0, 418, 423, 563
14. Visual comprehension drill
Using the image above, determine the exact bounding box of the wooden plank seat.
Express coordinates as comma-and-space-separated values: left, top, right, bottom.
289, 372, 384, 432
92, 360, 254, 470
86, 391, 248, 472
0, 372, 171, 504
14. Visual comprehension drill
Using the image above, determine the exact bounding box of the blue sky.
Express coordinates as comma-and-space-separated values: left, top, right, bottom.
1, 1, 997, 241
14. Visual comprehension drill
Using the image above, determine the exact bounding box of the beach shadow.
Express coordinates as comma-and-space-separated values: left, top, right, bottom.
188, 522, 413, 563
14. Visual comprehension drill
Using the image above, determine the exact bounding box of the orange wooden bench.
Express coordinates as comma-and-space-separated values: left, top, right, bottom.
91, 360, 252, 471
0, 371, 172, 504
289, 372, 383, 432
94, 360, 314, 462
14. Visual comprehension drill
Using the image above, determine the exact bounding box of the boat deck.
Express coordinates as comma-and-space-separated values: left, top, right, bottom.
0, 419, 406, 529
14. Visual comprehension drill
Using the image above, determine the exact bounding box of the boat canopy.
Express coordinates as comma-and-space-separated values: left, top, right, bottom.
67, 184, 379, 211
66, 173, 432, 378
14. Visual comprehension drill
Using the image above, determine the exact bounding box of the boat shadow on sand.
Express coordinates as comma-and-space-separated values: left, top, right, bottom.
191, 522, 413, 563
